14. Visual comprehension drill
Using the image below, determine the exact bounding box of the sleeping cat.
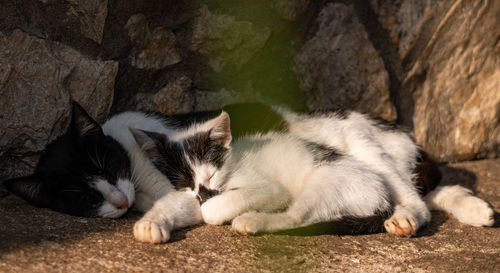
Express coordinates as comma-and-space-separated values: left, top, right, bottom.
2, 102, 284, 219
131, 109, 494, 242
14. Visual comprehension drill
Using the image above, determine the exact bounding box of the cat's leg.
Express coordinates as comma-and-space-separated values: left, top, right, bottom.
201, 182, 291, 225
134, 190, 202, 244
347, 135, 429, 236
425, 185, 494, 227
232, 162, 392, 234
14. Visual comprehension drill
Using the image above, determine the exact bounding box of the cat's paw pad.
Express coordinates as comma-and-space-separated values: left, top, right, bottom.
456, 196, 494, 227
133, 219, 170, 244
384, 216, 417, 237
232, 214, 263, 235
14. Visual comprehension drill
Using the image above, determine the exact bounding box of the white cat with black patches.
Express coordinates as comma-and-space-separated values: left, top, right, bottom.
132, 110, 494, 241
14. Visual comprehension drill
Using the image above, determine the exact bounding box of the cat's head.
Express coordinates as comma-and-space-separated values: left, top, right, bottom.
130, 112, 231, 201
3, 102, 134, 218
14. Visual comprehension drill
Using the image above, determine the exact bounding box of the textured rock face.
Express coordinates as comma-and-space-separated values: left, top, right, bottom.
269, 0, 310, 21
66, 0, 108, 44
405, 0, 500, 162
0, 30, 117, 179
0, 0, 499, 182
125, 14, 181, 70
192, 5, 271, 73
295, 3, 397, 121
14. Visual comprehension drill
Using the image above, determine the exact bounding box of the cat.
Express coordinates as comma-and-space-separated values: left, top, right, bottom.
2, 101, 284, 221
3, 103, 135, 217
131, 109, 494, 242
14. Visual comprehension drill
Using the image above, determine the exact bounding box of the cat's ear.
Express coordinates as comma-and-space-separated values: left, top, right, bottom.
3, 176, 49, 206
130, 128, 163, 160
207, 111, 232, 147
71, 101, 103, 137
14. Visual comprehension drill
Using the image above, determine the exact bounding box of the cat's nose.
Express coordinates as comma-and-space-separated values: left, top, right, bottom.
109, 189, 129, 210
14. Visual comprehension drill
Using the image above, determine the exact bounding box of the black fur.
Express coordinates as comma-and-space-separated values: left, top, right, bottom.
3, 102, 131, 217
141, 131, 196, 191
302, 140, 343, 165
184, 131, 229, 169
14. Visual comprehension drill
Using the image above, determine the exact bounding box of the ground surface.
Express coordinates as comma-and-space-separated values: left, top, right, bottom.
0, 159, 499, 272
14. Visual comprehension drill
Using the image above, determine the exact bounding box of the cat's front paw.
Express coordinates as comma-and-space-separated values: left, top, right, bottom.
232, 213, 264, 235
384, 215, 417, 237
133, 219, 170, 244
201, 198, 231, 225
384, 205, 429, 237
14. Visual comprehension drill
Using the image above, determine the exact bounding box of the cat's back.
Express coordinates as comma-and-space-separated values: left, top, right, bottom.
102, 111, 176, 150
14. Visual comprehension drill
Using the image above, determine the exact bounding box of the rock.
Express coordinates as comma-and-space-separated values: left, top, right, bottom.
269, 0, 310, 21
0, 0, 107, 49
191, 5, 271, 73
124, 14, 181, 70
370, 0, 444, 59
406, 0, 500, 162
135, 75, 252, 115
0, 30, 118, 179
135, 75, 194, 114
66, 0, 108, 44
295, 3, 396, 121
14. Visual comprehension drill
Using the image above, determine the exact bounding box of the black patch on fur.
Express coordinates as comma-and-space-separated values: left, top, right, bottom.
302, 140, 343, 164
371, 116, 408, 132
3, 102, 131, 217
414, 150, 442, 196
143, 131, 196, 191
197, 185, 220, 204
273, 206, 394, 236
183, 131, 229, 169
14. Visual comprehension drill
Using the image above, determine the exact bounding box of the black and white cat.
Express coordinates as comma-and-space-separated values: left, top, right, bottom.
3, 102, 494, 243
2, 102, 283, 220
132, 109, 494, 242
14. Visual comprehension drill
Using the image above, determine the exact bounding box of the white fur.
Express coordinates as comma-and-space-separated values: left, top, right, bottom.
200, 132, 392, 233
279, 110, 429, 235
425, 185, 494, 227
102, 108, 494, 242
101, 112, 203, 241
94, 178, 134, 218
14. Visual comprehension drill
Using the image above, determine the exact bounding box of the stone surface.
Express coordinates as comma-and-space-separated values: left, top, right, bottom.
66, 0, 108, 44
405, 0, 500, 162
370, 0, 443, 59
124, 14, 181, 70
0, 30, 117, 179
295, 3, 397, 121
135, 75, 254, 115
269, 0, 310, 21
192, 5, 271, 73
0, 158, 498, 272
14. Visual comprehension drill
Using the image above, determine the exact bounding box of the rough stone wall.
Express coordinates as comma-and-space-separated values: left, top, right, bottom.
0, 0, 499, 179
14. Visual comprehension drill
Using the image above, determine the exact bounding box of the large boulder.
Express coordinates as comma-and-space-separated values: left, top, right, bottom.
0, 30, 117, 179
403, 0, 500, 162
295, 3, 397, 121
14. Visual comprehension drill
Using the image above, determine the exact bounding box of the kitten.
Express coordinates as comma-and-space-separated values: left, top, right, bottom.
2, 101, 286, 237
3, 103, 135, 217
133, 110, 494, 240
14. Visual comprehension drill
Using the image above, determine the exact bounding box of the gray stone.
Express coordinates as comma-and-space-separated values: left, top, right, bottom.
295, 3, 396, 121
66, 0, 108, 44
192, 5, 271, 73
125, 14, 181, 70
0, 30, 117, 179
